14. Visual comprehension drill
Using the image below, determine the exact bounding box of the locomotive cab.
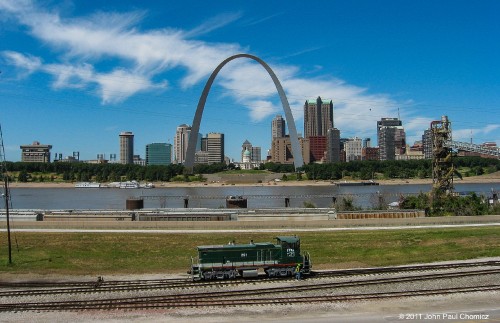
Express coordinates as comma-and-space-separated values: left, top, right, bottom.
275, 236, 311, 274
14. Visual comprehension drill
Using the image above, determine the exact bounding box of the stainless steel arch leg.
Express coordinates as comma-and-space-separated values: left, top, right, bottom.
184, 53, 303, 172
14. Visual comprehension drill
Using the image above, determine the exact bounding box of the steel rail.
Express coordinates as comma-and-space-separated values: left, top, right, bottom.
1, 268, 499, 312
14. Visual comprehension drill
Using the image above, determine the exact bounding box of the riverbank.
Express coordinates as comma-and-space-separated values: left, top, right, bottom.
7, 171, 500, 188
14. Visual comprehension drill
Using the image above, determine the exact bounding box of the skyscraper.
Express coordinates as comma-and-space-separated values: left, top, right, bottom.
422, 129, 433, 159
377, 118, 406, 161
206, 133, 224, 164
272, 115, 286, 139
326, 128, 341, 163
146, 143, 172, 166
174, 124, 191, 164
119, 131, 134, 164
304, 97, 334, 138
251, 146, 261, 163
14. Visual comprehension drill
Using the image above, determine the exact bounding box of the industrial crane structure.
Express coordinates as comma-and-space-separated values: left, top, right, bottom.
430, 115, 456, 198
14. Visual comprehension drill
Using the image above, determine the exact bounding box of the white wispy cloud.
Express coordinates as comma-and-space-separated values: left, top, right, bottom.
241, 12, 285, 27
2, 50, 42, 76
184, 12, 243, 38
453, 125, 500, 142
1, 0, 408, 140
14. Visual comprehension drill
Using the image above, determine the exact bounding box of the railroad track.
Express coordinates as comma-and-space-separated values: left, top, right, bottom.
311, 260, 500, 278
1, 268, 499, 312
2, 260, 499, 298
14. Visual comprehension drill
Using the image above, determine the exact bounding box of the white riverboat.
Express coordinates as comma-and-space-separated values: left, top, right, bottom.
140, 183, 155, 189
119, 181, 140, 189
75, 182, 101, 188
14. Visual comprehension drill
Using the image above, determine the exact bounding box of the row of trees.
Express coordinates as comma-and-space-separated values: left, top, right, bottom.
4, 156, 500, 183
8, 163, 185, 183
300, 156, 500, 181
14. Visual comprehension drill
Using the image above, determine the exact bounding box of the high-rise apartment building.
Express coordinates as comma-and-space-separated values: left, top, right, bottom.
174, 124, 191, 164
304, 97, 333, 138
146, 143, 172, 166
20, 141, 52, 163
119, 132, 134, 164
377, 118, 406, 161
272, 115, 286, 139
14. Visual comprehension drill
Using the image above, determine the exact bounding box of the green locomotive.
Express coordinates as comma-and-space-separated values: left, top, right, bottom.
189, 236, 311, 280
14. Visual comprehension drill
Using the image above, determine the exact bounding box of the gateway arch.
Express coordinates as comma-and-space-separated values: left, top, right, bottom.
184, 53, 304, 171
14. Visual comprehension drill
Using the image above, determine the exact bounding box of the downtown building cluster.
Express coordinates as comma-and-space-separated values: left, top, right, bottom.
269, 97, 414, 165
19, 97, 498, 165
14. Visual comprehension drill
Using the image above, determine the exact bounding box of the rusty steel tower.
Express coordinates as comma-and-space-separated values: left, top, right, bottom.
430, 115, 454, 197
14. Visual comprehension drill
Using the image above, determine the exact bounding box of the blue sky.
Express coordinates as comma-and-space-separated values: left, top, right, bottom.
1, 0, 499, 162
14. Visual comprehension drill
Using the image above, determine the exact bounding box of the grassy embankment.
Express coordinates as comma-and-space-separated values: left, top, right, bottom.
0, 227, 500, 275
1, 227, 499, 276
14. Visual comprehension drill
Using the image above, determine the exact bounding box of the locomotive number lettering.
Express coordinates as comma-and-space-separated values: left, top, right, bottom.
286, 248, 295, 257
241, 252, 247, 257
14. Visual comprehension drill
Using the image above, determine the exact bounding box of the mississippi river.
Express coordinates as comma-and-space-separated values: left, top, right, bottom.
8, 183, 499, 210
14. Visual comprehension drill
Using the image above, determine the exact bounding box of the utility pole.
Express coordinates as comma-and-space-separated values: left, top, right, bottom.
0, 124, 12, 264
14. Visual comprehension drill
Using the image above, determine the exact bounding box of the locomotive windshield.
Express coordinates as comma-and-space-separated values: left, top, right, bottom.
276, 236, 300, 252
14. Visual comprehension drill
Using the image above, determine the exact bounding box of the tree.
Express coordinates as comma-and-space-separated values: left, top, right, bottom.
18, 170, 29, 182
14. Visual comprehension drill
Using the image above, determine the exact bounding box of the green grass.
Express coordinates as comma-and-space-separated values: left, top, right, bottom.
1, 227, 499, 275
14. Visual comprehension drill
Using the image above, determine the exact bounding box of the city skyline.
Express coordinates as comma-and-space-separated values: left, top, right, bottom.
1, 1, 499, 162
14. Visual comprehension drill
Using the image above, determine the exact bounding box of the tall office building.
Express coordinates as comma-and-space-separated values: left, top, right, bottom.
20, 141, 52, 163
119, 132, 134, 164
206, 133, 224, 164
422, 129, 433, 159
251, 146, 261, 163
271, 136, 310, 165
272, 115, 286, 139
146, 143, 172, 166
304, 97, 333, 138
326, 128, 341, 163
174, 124, 191, 164
377, 118, 406, 161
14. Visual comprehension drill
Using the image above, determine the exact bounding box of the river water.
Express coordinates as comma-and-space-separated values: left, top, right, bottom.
6, 183, 499, 210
